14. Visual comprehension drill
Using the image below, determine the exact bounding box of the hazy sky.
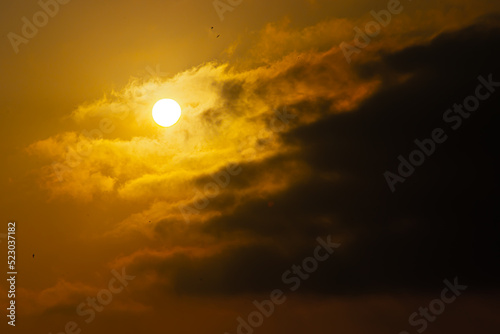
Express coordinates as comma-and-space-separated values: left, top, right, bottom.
1, 0, 499, 333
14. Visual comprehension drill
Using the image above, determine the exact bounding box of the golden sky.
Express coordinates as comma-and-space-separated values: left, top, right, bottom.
1, 0, 500, 333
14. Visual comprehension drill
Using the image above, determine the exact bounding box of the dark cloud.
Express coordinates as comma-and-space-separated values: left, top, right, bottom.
170, 243, 290, 295
155, 18, 500, 296
220, 79, 245, 102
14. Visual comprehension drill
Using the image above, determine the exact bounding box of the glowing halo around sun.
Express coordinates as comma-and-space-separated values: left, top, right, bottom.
152, 99, 182, 127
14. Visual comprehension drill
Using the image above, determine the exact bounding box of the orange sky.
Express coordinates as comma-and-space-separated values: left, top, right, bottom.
1, 0, 500, 333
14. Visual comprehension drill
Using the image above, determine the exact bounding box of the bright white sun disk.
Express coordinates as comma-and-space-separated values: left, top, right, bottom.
152, 99, 181, 127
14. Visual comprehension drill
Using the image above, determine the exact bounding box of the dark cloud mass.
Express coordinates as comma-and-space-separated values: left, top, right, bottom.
158, 19, 500, 296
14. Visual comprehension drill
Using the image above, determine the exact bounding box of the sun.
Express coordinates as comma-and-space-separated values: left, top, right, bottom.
152, 99, 182, 127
